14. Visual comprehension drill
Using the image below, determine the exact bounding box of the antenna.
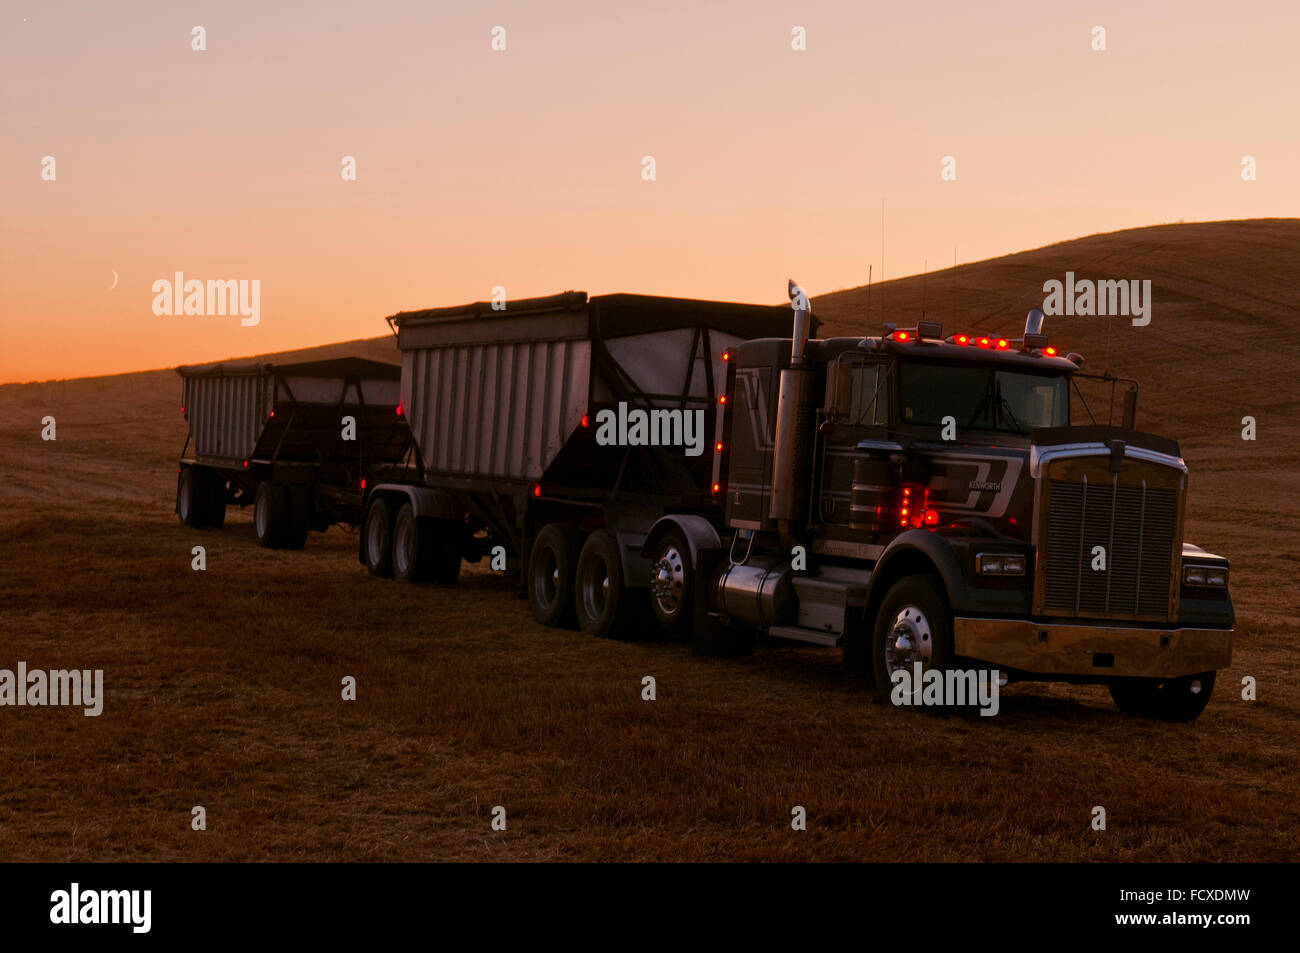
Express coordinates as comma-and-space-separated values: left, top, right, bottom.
864, 264, 872, 327
880, 199, 886, 325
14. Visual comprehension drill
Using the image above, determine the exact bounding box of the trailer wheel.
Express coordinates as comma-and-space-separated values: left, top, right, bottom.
254, 482, 290, 549
575, 529, 639, 640
201, 471, 227, 530
1109, 671, 1216, 722
177, 468, 201, 527
364, 496, 396, 578
392, 503, 450, 583
648, 528, 693, 637
528, 524, 583, 627
281, 485, 310, 550
871, 574, 964, 711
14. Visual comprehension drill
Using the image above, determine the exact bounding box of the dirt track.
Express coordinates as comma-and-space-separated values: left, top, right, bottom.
1, 220, 1297, 861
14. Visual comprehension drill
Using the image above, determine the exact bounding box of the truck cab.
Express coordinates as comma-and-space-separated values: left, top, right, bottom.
646, 292, 1234, 720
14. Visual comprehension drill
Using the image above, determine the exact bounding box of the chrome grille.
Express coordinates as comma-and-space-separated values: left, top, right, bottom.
1043, 478, 1177, 618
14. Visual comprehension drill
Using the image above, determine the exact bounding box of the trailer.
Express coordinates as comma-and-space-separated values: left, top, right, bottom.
175, 357, 412, 548
361, 291, 797, 633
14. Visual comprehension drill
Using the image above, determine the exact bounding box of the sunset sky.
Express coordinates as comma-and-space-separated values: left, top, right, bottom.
2, 0, 1295, 382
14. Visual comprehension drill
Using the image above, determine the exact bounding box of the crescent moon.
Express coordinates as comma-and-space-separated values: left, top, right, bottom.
108, 270, 119, 290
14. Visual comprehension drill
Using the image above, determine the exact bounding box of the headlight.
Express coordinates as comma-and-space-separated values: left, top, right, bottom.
977, 553, 1025, 576
1183, 564, 1228, 588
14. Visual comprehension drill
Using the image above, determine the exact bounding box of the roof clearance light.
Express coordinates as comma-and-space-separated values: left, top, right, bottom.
954, 334, 970, 345
894, 331, 911, 342
995, 338, 1010, 350
977, 337, 991, 349
1043, 346, 1058, 357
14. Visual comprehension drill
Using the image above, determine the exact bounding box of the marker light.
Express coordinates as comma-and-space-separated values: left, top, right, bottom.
722, 351, 730, 361
995, 338, 1010, 350
533, 484, 541, 498
180, 406, 185, 413
954, 334, 970, 345
715, 442, 723, 451
360, 478, 366, 490
396, 402, 403, 416
712, 482, 720, 493
893, 330, 911, 342
1043, 346, 1058, 357
242, 459, 249, 468
976, 337, 991, 348
581, 415, 588, 428
269, 410, 275, 418
719, 394, 726, 404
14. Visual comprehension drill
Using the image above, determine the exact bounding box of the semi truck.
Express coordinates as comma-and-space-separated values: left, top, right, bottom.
357, 286, 1233, 720
175, 358, 412, 548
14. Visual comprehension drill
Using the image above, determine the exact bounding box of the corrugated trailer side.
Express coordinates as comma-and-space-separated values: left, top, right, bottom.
365, 291, 799, 640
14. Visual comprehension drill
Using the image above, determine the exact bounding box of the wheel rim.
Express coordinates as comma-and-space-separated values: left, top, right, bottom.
533, 547, 559, 610
885, 603, 933, 697
255, 491, 269, 539
580, 552, 610, 622
394, 518, 415, 575
650, 544, 685, 618
366, 509, 385, 564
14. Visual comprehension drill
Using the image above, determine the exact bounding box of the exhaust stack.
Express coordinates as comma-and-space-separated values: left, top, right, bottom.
769, 280, 814, 542
789, 280, 811, 365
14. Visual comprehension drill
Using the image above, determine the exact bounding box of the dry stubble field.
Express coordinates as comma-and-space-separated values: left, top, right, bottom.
1, 220, 1297, 861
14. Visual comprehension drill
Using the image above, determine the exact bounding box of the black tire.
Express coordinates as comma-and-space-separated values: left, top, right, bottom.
254, 481, 290, 549
392, 503, 459, 583
871, 574, 966, 711
1109, 671, 1216, 722
201, 471, 227, 529
281, 485, 310, 550
177, 468, 202, 527
648, 529, 693, 638
528, 524, 583, 627
363, 496, 396, 578
575, 529, 640, 639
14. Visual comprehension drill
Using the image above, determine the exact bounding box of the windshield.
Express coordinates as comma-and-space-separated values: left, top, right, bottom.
898, 361, 1068, 434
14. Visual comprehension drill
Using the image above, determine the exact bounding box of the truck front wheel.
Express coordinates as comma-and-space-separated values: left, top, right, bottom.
1109, 671, 1215, 722
871, 574, 958, 710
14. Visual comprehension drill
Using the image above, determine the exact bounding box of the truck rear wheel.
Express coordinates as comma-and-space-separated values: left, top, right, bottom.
575, 529, 639, 639
1109, 671, 1215, 722
648, 529, 692, 638
528, 524, 583, 627
254, 482, 290, 548
871, 574, 962, 711
363, 497, 396, 577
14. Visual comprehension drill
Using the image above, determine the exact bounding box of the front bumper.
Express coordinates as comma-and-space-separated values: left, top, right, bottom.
953, 617, 1233, 679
